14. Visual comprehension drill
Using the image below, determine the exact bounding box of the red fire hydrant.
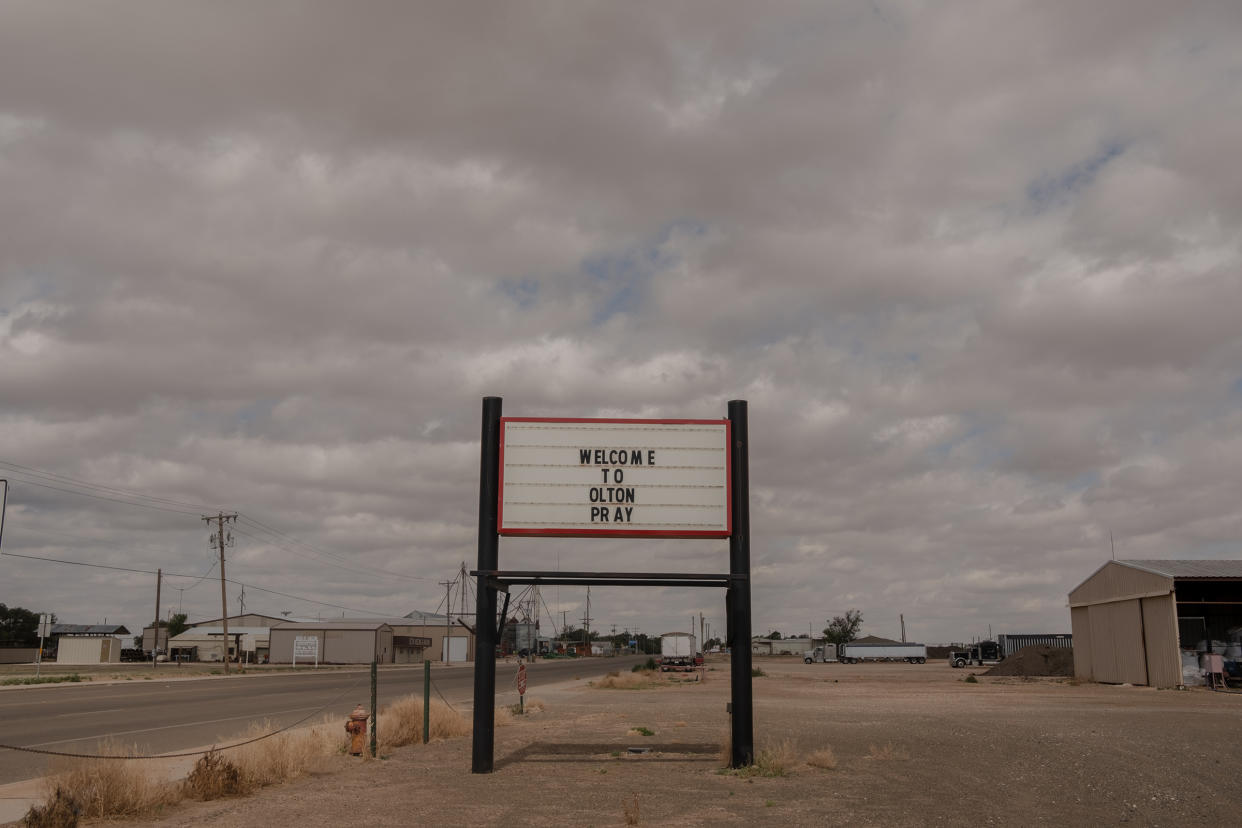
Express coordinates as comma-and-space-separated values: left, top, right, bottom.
345, 703, 369, 756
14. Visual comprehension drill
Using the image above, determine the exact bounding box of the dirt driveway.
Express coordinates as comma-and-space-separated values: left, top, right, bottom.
118, 657, 1240, 827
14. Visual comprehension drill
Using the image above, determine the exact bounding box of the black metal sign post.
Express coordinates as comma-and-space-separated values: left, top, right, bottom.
471, 396, 502, 774
727, 399, 754, 767
470, 398, 753, 773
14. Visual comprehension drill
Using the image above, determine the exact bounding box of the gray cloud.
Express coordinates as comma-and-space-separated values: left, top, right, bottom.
2, 2, 1241, 642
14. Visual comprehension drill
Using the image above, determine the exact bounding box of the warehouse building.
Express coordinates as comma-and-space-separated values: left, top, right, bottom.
269, 621, 395, 664
268, 618, 472, 664
1069, 559, 1242, 688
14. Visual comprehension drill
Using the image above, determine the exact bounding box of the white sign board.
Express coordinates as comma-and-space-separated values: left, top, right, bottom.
498, 418, 731, 538
292, 635, 319, 666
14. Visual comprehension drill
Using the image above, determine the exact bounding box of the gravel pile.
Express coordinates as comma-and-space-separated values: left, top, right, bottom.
984, 645, 1074, 677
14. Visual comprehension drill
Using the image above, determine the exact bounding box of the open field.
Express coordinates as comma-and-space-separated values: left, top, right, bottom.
51, 655, 1237, 827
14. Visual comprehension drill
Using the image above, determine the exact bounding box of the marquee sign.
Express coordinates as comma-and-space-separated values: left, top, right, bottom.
498, 418, 731, 538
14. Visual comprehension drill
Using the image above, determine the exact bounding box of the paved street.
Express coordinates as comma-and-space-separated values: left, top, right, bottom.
0, 656, 644, 785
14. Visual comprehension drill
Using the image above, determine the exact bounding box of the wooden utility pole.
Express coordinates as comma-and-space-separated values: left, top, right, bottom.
203, 513, 237, 674
900, 614, 906, 643
152, 568, 162, 670
440, 577, 454, 662
581, 588, 591, 654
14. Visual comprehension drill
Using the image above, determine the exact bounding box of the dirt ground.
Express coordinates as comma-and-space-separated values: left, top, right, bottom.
78, 657, 1242, 826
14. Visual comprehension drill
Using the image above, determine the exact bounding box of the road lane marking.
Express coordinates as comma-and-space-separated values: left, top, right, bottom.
26, 706, 323, 749
53, 708, 126, 718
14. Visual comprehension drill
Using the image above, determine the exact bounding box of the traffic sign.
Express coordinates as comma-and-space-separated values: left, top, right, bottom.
516, 663, 527, 695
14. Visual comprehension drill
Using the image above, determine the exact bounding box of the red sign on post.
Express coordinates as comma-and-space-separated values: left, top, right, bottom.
516, 663, 527, 695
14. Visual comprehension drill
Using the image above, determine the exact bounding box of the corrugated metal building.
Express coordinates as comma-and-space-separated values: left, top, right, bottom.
1068, 559, 1242, 688
268, 621, 394, 664
57, 636, 122, 664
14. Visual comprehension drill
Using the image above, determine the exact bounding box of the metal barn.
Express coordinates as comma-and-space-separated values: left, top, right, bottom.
268, 621, 394, 664
1068, 559, 1242, 688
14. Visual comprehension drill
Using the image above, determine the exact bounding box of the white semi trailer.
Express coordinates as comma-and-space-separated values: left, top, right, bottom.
659, 632, 699, 671
838, 642, 927, 664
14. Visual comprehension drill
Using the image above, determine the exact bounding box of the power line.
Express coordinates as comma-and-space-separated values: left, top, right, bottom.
0, 460, 425, 584
0, 475, 204, 516
0, 461, 218, 514
0, 551, 395, 617
231, 522, 425, 583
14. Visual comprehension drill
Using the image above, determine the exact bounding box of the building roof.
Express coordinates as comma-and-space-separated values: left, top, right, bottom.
272, 621, 394, 631
403, 610, 450, 624
171, 627, 272, 639
1117, 559, 1242, 579
50, 624, 130, 636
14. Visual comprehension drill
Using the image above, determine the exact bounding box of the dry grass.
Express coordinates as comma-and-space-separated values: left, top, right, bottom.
719, 739, 799, 778
866, 743, 910, 761
495, 705, 515, 727
622, 792, 641, 825
523, 697, 546, 713
231, 719, 344, 785
592, 669, 659, 689
42, 743, 178, 820
377, 696, 470, 747
805, 747, 838, 770
753, 740, 799, 776
718, 728, 732, 767
27, 700, 469, 823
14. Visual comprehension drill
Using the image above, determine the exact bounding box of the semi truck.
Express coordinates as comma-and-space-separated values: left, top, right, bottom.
803, 645, 838, 663
948, 634, 1072, 668
838, 642, 927, 664
659, 632, 699, 671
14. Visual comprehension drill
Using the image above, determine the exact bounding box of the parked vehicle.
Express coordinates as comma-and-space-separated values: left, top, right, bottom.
659, 632, 698, 671
803, 645, 838, 664
838, 642, 927, 664
949, 634, 1072, 667
948, 640, 1001, 667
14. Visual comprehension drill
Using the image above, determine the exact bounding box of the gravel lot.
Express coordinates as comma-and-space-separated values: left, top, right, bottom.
90, 657, 1242, 826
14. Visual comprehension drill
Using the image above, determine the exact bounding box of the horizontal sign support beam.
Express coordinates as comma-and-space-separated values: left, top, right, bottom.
473, 569, 741, 589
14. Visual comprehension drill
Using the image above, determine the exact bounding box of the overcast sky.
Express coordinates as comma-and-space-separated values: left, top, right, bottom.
2, 2, 1241, 645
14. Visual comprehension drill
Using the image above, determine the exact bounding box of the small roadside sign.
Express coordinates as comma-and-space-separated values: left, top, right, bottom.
516, 663, 527, 695
293, 635, 319, 667
38, 614, 51, 639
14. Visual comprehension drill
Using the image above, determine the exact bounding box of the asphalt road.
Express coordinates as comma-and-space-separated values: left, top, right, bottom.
0, 656, 645, 785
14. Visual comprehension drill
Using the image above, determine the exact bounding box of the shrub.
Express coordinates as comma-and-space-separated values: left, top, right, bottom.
184, 751, 248, 800
751, 667, 766, 677
21, 787, 80, 827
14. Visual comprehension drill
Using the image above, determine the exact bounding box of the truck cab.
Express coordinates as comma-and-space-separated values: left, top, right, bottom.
948, 640, 1003, 668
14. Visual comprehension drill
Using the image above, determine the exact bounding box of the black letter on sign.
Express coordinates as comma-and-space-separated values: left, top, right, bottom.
648, 450, 655, 465
580, 449, 591, 464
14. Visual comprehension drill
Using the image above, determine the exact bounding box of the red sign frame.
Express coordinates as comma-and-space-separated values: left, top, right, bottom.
497, 417, 732, 538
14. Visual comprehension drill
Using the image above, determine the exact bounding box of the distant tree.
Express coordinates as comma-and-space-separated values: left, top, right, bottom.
0, 604, 41, 646
822, 609, 864, 646
168, 613, 190, 638
767, 630, 782, 640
